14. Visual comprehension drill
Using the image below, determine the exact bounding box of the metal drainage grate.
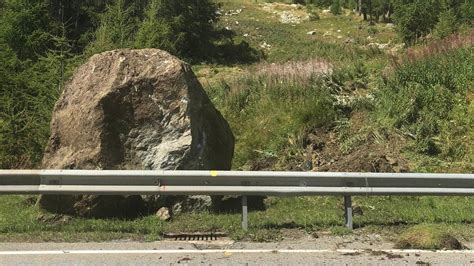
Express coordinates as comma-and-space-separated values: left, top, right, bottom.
162, 232, 228, 241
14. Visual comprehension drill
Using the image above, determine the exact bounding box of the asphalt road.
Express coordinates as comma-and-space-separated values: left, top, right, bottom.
1, 237, 473, 265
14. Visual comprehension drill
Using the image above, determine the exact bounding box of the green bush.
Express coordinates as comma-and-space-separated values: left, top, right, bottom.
433, 9, 457, 39
459, 1, 474, 25
330, 0, 342, 15
394, 1, 440, 44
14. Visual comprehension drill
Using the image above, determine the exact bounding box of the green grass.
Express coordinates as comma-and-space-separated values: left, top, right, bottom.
395, 224, 468, 250
1, 195, 473, 242
373, 46, 474, 163
216, 0, 396, 64
207, 72, 337, 168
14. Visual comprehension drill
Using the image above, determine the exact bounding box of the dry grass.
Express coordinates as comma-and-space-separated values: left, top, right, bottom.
395, 225, 464, 250
253, 59, 332, 85
390, 30, 474, 66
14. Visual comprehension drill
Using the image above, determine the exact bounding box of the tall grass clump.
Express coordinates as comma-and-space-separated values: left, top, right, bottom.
207, 61, 338, 169
374, 46, 473, 160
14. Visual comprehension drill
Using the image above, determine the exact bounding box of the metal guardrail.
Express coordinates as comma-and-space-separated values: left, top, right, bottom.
1, 170, 473, 230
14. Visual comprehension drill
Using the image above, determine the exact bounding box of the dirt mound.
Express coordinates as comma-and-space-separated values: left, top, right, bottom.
302, 112, 409, 173
250, 112, 409, 173
396, 226, 465, 250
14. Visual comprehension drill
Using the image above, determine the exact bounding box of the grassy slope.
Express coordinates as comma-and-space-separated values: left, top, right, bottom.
0, 0, 473, 244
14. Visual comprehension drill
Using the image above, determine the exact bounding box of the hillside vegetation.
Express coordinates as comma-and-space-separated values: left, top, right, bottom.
0, 0, 473, 243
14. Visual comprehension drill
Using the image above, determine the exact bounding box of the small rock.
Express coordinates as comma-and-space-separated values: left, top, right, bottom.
344, 38, 355, 44
172, 195, 211, 216
37, 213, 72, 225
385, 155, 398, 165
172, 202, 183, 216
307, 31, 316, 35
260, 41, 271, 49
156, 207, 171, 221
353, 205, 363, 216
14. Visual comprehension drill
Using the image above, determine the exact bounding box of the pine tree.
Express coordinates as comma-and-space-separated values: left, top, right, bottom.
134, 0, 175, 54
153, 0, 219, 59
0, 0, 74, 168
0, 44, 53, 168
86, 0, 137, 55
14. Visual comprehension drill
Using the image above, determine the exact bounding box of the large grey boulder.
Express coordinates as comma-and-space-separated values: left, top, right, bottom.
39, 49, 234, 217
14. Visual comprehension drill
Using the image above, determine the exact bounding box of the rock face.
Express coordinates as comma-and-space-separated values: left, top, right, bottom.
39, 49, 234, 217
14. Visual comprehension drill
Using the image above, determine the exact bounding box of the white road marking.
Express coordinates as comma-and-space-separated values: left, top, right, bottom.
0, 249, 473, 255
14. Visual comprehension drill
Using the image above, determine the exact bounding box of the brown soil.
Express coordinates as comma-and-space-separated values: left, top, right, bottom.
251, 111, 410, 172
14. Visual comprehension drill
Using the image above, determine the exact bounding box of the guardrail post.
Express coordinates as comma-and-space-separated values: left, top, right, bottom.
241, 195, 248, 230
344, 195, 353, 230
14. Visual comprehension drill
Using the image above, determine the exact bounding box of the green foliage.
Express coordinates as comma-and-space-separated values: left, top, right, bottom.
208, 72, 337, 169
374, 47, 473, 158
0, 52, 60, 167
394, 1, 441, 44
135, 0, 219, 60
330, 0, 342, 15
89, 0, 221, 61
0, 0, 57, 60
434, 9, 458, 39
306, 0, 333, 6
86, 0, 137, 55
391, 0, 473, 44
459, 1, 474, 25
134, 0, 175, 53
0, 1, 76, 168
46, 0, 112, 52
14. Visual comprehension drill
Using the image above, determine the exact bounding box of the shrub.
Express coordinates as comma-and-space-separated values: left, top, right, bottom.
330, 0, 342, 15
434, 9, 457, 39
394, 1, 440, 44
459, 1, 474, 25
367, 26, 378, 36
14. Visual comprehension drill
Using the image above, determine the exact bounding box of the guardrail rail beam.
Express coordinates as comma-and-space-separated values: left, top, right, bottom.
1, 170, 473, 230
